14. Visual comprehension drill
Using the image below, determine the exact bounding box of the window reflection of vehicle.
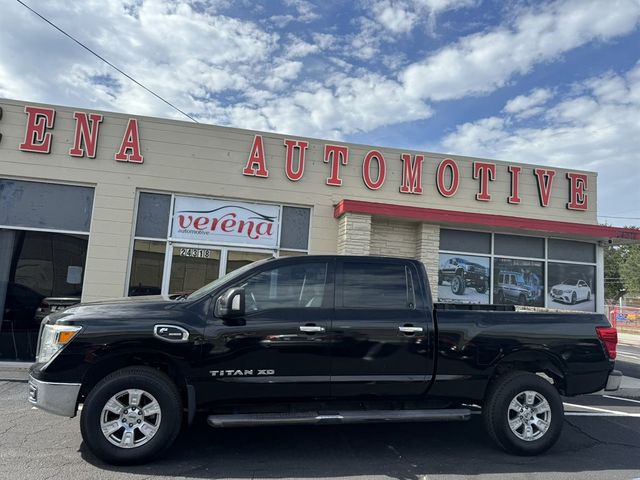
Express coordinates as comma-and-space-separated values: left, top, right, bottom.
494, 271, 537, 305
550, 279, 591, 305
438, 257, 488, 296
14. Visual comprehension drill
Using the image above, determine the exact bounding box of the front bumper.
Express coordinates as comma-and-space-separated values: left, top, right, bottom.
550, 292, 571, 303
605, 370, 622, 392
28, 375, 81, 417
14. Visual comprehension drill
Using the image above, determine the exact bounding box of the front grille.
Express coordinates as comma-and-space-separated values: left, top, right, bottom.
552, 288, 563, 296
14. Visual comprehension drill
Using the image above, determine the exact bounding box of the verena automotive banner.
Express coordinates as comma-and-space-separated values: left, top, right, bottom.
171, 196, 280, 248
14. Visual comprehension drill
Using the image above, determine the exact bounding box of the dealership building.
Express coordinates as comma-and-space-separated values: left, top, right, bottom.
1, 98, 639, 361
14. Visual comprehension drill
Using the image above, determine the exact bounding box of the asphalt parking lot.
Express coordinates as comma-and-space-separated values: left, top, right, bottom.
1, 337, 639, 480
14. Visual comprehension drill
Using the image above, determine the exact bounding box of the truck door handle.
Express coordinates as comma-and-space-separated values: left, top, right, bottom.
398, 325, 423, 334
299, 325, 325, 333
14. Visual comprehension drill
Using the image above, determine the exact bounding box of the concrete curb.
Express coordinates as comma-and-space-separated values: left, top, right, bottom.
0, 362, 31, 382
619, 332, 640, 347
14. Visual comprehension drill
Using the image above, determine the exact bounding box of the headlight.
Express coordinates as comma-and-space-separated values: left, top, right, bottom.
36, 324, 82, 364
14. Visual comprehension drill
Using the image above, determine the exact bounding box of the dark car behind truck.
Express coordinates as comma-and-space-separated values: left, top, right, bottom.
28, 255, 621, 465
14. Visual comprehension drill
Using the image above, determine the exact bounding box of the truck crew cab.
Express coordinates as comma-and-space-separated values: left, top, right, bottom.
28, 255, 621, 465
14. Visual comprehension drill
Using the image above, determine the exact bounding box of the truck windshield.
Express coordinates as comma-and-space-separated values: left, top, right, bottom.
186, 258, 273, 301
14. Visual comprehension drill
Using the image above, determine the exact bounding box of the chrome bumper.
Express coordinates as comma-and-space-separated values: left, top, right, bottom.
28, 375, 81, 417
605, 370, 622, 392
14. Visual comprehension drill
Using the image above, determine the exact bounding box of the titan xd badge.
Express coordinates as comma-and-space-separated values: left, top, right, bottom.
209, 369, 275, 377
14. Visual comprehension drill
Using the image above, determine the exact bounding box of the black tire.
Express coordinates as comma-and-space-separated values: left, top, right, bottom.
476, 281, 488, 294
587, 291, 591, 301
80, 366, 182, 465
518, 294, 527, 305
495, 290, 504, 304
483, 371, 563, 455
571, 292, 577, 305
451, 274, 466, 295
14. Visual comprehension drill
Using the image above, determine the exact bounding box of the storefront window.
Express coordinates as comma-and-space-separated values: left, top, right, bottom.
128, 240, 166, 296
438, 254, 490, 304
438, 230, 596, 310
128, 191, 312, 296
0, 230, 88, 360
547, 263, 596, 312
493, 258, 544, 307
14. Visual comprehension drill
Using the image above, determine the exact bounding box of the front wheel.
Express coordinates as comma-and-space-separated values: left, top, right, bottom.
483, 371, 563, 455
80, 366, 183, 465
451, 275, 466, 295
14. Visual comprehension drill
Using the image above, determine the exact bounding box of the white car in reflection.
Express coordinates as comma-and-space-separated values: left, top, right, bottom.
550, 279, 591, 305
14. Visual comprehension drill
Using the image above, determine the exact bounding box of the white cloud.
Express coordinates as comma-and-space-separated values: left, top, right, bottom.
401, 0, 640, 101
504, 88, 553, 113
371, 1, 419, 34
284, 0, 320, 22
1, 0, 639, 152
367, 0, 476, 35
441, 63, 640, 226
503, 88, 554, 118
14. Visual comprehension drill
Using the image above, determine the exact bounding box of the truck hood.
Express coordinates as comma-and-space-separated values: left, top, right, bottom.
44, 295, 182, 324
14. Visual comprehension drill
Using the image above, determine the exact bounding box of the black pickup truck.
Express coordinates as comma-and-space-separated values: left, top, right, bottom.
28, 255, 621, 465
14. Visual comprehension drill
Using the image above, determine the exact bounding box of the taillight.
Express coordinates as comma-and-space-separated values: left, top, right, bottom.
596, 326, 617, 360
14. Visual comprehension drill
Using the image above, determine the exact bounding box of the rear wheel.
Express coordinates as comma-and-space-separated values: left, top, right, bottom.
80, 366, 182, 465
483, 371, 563, 455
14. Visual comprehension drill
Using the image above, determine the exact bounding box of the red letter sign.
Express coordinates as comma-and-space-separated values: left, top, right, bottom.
284, 139, 308, 181
508, 166, 522, 204
436, 158, 460, 197
69, 112, 103, 158
567, 172, 588, 210
324, 144, 349, 186
473, 161, 496, 201
399, 154, 424, 194
362, 150, 386, 190
115, 118, 143, 163
19, 106, 55, 153
534, 168, 556, 207
243, 135, 269, 177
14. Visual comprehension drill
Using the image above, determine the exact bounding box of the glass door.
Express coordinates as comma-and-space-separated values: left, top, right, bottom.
225, 250, 273, 274
167, 245, 222, 296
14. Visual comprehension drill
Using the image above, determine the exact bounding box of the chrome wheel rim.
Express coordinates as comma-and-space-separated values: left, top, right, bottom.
100, 389, 162, 449
507, 390, 551, 442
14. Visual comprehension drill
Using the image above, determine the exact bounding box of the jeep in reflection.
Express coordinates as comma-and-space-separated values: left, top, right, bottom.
494, 271, 538, 305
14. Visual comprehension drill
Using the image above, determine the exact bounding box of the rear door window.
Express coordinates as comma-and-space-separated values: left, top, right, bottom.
340, 261, 417, 309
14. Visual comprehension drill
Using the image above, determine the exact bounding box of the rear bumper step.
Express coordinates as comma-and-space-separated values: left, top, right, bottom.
207, 408, 471, 428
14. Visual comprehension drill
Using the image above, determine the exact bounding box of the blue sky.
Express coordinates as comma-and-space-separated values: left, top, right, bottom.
1, 0, 639, 226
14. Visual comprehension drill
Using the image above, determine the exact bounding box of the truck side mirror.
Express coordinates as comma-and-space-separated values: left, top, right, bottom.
215, 287, 245, 318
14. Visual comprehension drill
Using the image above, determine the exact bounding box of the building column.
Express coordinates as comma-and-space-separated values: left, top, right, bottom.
417, 223, 440, 301
337, 213, 371, 255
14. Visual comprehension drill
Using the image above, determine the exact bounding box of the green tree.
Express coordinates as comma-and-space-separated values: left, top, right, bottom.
620, 244, 640, 296
604, 245, 626, 302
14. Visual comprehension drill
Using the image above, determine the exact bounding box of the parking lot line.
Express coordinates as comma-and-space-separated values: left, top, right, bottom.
563, 402, 640, 417
602, 394, 640, 404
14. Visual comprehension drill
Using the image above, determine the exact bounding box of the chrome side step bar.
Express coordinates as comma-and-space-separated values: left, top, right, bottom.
207, 408, 471, 428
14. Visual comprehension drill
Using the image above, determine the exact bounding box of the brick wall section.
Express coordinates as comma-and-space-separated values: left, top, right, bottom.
416, 223, 440, 300
337, 213, 372, 255
370, 219, 419, 258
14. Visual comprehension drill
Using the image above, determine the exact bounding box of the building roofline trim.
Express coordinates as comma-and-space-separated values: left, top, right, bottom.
334, 199, 640, 242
